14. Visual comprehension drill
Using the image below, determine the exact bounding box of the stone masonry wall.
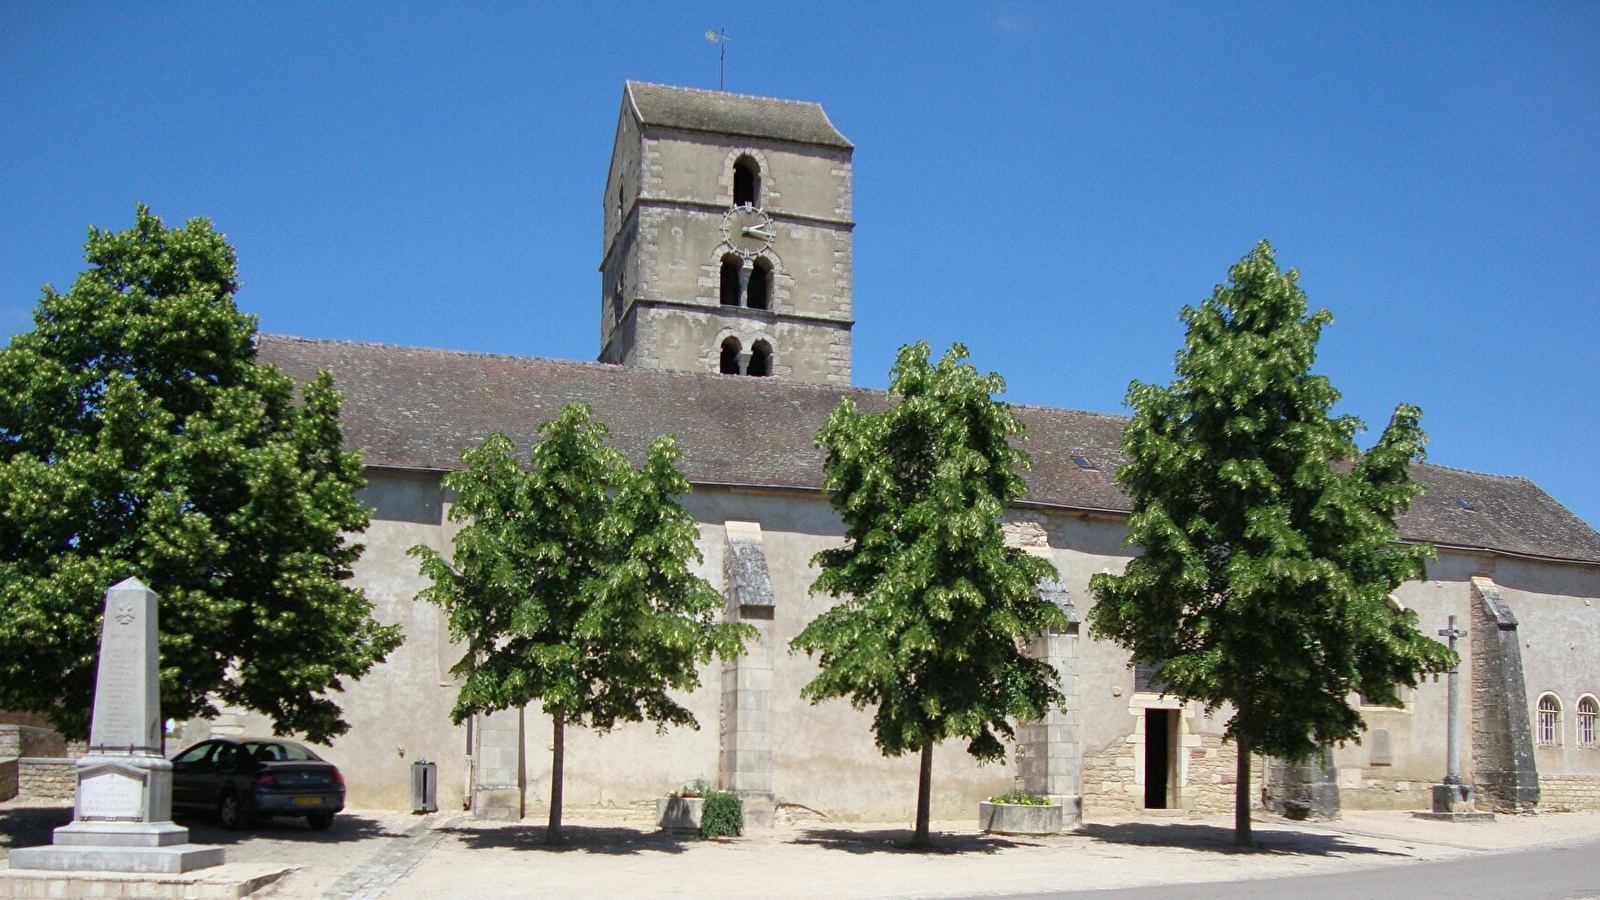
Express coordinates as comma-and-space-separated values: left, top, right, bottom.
0, 725, 66, 760
0, 757, 15, 802
1537, 776, 1600, 811
1081, 723, 1257, 815
17, 758, 74, 800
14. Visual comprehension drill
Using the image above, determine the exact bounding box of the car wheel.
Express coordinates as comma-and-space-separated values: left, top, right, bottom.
218, 791, 253, 831
307, 812, 334, 831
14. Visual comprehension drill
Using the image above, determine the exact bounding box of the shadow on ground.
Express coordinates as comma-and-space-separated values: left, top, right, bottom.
438, 824, 695, 855
0, 803, 73, 855
1081, 822, 1408, 857
790, 827, 1043, 855
176, 811, 411, 846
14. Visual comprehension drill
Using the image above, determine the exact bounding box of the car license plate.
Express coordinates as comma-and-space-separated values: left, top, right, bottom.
293, 797, 321, 807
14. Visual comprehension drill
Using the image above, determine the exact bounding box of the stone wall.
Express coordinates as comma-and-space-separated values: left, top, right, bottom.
1536, 775, 1600, 811
1081, 723, 1255, 815
0, 725, 67, 760
17, 758, 74, 800
0, 757, 15, 802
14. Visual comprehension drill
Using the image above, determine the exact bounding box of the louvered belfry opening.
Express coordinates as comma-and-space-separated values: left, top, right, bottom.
720, 255, 742, 307
748, 341, 772, 377
733, 155, 760, 206
747, 259, 771, 310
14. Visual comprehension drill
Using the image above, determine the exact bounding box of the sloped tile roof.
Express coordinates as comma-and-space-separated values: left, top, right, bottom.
258, 335, 1600, 565
626, 81, 853, 150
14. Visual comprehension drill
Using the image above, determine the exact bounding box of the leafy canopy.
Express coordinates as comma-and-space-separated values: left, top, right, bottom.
411, 402, 752, 731
1088, 241, 1455, 761
792, 342, 1069, 761
0, 205, 401, 742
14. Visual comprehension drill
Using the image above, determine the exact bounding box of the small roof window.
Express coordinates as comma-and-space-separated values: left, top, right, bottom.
1072, 456, 1096, 470
1456, 498, 1475, 511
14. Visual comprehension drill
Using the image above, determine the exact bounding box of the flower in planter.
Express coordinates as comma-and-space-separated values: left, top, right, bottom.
988, 790, 1053, 806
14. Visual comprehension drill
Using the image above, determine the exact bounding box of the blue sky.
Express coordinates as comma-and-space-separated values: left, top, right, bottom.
3, 2, 1597, 530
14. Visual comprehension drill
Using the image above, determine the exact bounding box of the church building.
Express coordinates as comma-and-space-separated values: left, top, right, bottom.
241, 82, 1600, 822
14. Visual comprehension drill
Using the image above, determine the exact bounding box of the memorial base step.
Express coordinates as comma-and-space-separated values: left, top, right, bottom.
0, 861, 291, 899
7, 843, 225, 875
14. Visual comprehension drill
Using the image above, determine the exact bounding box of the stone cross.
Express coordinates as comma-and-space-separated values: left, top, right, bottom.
1438, 616, 1468, 785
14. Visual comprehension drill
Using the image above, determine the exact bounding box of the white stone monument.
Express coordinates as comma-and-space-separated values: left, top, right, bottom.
10, 578, 224, 873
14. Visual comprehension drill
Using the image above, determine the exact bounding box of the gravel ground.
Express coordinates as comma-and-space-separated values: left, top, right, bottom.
8, 798, 1600, 900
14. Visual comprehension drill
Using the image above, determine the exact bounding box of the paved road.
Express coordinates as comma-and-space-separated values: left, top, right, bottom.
985, 838, 1600, 900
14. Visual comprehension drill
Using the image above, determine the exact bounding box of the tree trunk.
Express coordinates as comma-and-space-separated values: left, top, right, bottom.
1234, 737, 1252, 847
913, 740, 933, 847
548, 711, 565, 844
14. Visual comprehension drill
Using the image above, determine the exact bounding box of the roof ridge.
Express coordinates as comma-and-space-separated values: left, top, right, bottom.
1412, 459, 1532, 483
625, 80, 828, 110
257, 333, 882, 397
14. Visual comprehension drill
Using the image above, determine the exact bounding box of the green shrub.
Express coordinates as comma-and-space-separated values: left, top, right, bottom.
989, 790, 1052, 806
699, 790, 743, 838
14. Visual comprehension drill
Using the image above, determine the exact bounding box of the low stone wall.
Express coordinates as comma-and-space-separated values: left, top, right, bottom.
1537, 776, 1600, 811
0, 757, 16, 802
17, 758, 75, 800
0, 725, 65, 760
1341, 777, 1429, 810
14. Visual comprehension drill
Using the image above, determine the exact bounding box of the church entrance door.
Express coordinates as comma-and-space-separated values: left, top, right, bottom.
1144, 709, 1175, 809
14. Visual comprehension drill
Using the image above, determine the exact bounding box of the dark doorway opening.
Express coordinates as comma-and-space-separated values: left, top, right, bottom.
1144, 709, 1174, 809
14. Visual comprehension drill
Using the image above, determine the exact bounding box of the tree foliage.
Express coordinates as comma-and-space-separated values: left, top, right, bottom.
411, 403, 753, 840
791, 342, 1069, 843
0, 205, 402, 742
1088, 242, 1456, 837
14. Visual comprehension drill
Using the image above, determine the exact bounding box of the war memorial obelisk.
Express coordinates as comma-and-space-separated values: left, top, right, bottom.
10, 578, 224, 873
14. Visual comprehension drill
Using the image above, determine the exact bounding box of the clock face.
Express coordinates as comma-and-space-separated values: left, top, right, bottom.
721, 204, 775, 260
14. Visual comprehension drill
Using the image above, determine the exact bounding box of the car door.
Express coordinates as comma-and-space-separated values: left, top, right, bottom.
170, 742, 216, 809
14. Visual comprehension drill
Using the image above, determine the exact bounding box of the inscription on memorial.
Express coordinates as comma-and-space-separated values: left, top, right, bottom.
79, 770, 145, 820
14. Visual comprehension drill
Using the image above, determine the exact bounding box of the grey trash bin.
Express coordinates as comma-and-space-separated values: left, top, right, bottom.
411, 759, 438, 813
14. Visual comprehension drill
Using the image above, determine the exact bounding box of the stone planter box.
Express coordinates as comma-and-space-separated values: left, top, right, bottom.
656, 797, 705, 834
979, 800, 1065, 836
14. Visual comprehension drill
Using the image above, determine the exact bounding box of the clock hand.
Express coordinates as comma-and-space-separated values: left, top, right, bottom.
742, 225, 775, 239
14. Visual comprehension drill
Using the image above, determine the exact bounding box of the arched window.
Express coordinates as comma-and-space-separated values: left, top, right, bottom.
746, 259, 771, 310
719, 255, 742, 307
1537, 694, 1562, 746
748, 341, 772, 377
1579, 696, 1598, 748
720, 337, 742, 375
733, 155, 760, 206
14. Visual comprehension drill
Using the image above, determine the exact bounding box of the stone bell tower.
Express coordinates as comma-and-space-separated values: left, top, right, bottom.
598, 81, 854, 384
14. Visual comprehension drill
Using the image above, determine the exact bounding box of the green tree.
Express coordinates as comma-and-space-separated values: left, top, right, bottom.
1088, 242, 1456, 845
0, 205, 402, 742
412, 403, 752, 844
791, 342, 1069, 847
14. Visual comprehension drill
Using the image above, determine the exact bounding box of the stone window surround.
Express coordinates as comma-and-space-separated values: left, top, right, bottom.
1578, 695, 1598, 749
1124, 693, 1197, 805
1537, 692, 1563, 747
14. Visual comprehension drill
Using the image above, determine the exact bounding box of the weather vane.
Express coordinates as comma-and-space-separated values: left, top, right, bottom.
705, 27, 730, 91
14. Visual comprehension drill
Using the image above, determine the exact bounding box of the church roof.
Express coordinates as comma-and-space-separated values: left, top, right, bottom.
258, 334, 1600, 566
625, 81, 853, 150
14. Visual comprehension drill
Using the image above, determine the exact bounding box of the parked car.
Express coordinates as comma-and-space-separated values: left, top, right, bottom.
169, 738, 345, 830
